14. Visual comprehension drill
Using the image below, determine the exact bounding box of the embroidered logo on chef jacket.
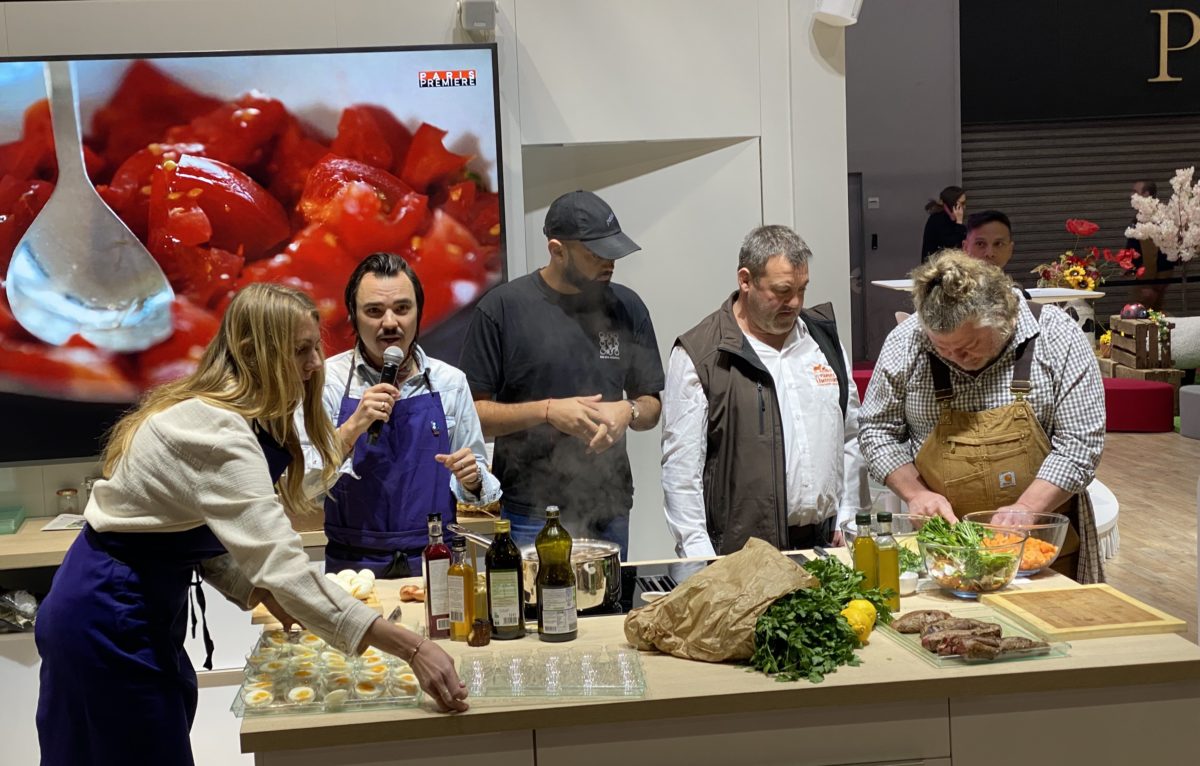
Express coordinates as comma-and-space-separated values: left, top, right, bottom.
998, 470, 1017, 489
598, 331, 620, 360
812, 363, 838, 386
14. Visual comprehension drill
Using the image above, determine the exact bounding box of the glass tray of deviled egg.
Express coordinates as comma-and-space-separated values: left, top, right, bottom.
231, 629, 421, 717
458, 643, 646, 704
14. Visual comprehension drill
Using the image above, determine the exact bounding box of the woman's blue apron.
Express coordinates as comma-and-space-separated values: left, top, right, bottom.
34, 422, 292, 766
323, 354, 456, 578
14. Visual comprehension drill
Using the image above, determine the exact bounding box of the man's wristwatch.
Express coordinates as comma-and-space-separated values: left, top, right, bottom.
627, 399, 640, 427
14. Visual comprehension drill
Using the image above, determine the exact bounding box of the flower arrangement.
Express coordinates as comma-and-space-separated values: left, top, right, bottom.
1126, 166, 1200, 263
1030, 218, 1140, 290
1098, 329, 1112, 358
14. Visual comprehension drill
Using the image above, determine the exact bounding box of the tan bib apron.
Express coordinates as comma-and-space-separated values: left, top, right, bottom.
912, 324, 1094, 580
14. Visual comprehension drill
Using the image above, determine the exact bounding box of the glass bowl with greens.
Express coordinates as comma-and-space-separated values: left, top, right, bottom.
917, 517, 1027, 599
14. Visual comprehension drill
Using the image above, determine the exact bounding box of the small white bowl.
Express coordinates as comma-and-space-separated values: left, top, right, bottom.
639, 591, 669, 605
898, 571, 919, 596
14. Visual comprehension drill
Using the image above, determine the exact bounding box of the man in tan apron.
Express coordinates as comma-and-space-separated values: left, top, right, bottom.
858, 252, 1105, 584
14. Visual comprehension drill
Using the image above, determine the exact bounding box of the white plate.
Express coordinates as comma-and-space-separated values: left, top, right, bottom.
1026, 287, 1105, 302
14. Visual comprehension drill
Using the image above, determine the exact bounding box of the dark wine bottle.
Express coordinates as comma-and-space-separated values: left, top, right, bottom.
423, 513, 451, 639
485, 519, 526, 640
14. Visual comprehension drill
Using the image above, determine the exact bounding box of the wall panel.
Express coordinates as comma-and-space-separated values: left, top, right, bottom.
514, 0, 761, 145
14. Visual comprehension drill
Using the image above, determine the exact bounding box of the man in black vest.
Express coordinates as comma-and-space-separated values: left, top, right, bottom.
661, 225, 870, 557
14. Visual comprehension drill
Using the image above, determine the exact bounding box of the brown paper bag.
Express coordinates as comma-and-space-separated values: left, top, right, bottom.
622, 538, 817, 662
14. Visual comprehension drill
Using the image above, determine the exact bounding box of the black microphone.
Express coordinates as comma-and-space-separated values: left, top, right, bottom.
367, 346, 405, 445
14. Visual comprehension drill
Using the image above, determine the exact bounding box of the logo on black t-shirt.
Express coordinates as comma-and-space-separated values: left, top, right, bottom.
598, 331, 620, 359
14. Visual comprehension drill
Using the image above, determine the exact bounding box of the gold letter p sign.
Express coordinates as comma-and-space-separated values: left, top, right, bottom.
1150, 9, 1200, 82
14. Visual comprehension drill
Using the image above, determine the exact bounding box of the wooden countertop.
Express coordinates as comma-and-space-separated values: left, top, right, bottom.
239, 567, 1200, 754
0, 519, 328, 571
0, 514, 498, 572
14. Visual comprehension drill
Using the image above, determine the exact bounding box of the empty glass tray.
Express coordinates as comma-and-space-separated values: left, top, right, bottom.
231, 629, 420, 717
459, 643, 646, 701
878, 605, 1069, 668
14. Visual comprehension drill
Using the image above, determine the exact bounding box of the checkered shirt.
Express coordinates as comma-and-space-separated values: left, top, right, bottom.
859, 301, 1105, 494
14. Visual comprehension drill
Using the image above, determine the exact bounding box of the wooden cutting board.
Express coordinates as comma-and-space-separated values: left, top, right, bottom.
251, 590, 383, 625
981, 584, 1186, 640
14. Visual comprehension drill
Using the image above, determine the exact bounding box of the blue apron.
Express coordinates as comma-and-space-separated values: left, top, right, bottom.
323, 353, 456, 578
35, 421, 292, 766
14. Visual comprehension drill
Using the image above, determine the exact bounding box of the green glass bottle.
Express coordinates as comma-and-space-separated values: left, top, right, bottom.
535, 506, 577, 642
485, 519, 525, 640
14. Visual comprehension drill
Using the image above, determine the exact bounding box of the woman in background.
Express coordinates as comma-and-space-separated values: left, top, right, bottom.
921, 185, 967, 262
35, 283, 467, 766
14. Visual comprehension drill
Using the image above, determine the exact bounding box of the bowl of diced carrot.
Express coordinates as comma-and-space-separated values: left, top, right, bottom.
963, 511, 1070, 576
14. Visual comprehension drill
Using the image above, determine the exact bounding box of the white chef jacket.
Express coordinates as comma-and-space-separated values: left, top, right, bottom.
661, 320, 870, 558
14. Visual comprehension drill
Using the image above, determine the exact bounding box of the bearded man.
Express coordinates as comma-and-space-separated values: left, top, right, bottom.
460, 190, 664, 558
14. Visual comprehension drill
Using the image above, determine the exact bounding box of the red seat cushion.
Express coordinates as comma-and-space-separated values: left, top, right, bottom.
1102, 377, 1175, 432
852, 368, 872, 402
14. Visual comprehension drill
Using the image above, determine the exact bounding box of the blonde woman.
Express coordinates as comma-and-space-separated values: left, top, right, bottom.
35, 284, 467, 766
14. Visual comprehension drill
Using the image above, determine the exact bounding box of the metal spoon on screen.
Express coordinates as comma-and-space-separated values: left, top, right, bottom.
4, 60, 173, 352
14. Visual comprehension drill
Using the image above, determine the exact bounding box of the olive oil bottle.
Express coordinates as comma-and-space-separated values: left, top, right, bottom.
876, 511, 901, 611
447, 537, 475, 642
535, 506, 577, 642
485, 519, 525, 640
852, 511, 878, 590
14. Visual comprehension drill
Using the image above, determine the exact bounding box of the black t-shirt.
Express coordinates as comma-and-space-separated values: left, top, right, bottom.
459, 271, 665, 520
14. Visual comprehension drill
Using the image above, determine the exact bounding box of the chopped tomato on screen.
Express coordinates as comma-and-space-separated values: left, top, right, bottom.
90, 60, 223, 171
0, 60, 502, 400
400, 123, 470, 193
0, 175, 54, 273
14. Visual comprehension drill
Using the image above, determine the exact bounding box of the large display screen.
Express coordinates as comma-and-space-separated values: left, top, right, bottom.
0, 45, 504, 463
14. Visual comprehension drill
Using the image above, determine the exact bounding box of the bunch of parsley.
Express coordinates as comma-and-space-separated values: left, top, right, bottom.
748, 557, 894, 683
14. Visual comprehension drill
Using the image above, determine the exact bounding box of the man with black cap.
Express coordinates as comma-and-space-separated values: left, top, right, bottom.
460, 190, 664, 557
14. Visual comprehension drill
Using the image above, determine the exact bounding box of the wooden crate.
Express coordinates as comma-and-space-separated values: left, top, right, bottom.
1108, 315, 1173, 368
1097, 356, 1116, 377
1113, 364, 1185, 414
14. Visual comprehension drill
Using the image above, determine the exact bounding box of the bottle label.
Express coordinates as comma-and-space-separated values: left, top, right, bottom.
427, 557, 450, 615
540, 585, 577, 634
490, 570, 521, 627
449, 574, 466, 623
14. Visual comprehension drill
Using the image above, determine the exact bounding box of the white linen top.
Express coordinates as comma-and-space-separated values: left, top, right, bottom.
84, 398, 378, 655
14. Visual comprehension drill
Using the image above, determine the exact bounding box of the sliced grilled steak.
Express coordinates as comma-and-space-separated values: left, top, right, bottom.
999, 636, 1050, 653
958, 637, 1004, 660
893, 610, 953, 633
921, 628, 996, 652
921, 618, 1002, 637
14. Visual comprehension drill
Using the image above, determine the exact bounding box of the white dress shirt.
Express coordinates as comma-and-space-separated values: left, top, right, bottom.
299, 345, 501, 505
661, 321, 870, 558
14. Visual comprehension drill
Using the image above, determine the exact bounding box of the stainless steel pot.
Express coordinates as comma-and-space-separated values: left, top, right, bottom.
447, 524, 622, 611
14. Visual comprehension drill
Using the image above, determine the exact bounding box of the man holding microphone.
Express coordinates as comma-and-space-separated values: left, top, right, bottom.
300, 252, 499, 577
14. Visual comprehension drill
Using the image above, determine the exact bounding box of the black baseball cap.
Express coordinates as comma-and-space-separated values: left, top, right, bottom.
542, 190, 641, 260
